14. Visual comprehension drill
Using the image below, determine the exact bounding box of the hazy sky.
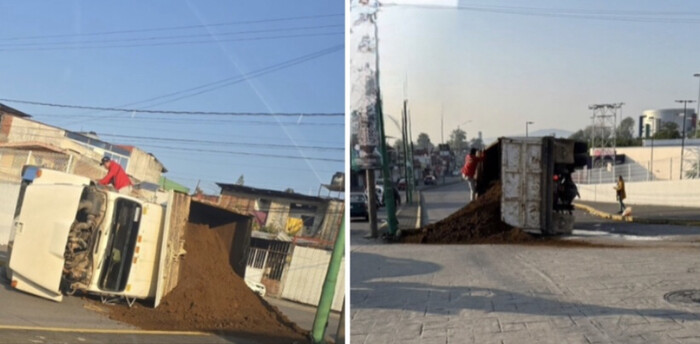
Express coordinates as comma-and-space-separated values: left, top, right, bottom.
0, 1, 343, 195
376, 0, 700, 144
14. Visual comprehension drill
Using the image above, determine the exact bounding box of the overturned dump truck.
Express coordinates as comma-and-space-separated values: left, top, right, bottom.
477, 137, 587, 235
5, 166, 190, 307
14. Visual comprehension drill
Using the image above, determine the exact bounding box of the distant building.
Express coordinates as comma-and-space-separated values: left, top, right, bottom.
0, 106, 165, 183
639, 108, 698, 138
216, 183, 343, 245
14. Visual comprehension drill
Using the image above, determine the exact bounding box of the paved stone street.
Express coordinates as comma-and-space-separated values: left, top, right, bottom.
351, 182, 700, 344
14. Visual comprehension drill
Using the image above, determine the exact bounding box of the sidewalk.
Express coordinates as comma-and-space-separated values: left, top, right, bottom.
387, 191, 422, 232
575, 200, 700, 226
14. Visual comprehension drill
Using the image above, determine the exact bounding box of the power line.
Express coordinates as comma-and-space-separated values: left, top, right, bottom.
136, 144, 344, 163
0, 24, 343, 48
33, 114, 343, 126
96, 133, 344, 151
0, 98, 344, 117
47, 44, 343, 124
0, 13, 343, 42
0, 32, 343, 52
108, 45, 344, 111
382, 3, 700, 23
7, 123, 343, 145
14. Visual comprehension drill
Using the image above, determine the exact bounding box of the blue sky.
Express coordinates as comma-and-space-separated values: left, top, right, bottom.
375, 0, 700, 144
0, 1, 344, 195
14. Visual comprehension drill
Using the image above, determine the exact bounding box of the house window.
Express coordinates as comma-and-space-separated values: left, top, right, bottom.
104, 152, 129, 170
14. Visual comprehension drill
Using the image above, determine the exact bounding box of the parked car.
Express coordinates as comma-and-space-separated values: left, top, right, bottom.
350, 192, 369, 221
423, 174, 436, 185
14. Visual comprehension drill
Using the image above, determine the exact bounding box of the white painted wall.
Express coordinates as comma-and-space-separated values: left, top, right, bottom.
281, 246, 345, 312
0, 182, 20, 245
577, 179, 700, 208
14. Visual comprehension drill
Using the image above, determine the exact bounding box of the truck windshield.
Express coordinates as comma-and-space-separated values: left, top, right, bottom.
98, 198, 141, 292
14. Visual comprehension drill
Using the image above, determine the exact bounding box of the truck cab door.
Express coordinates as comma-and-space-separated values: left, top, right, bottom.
8, 184, 83, 302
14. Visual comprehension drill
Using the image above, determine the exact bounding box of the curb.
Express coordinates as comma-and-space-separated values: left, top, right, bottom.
573, 203, 700, 227
415, 190, 423, 229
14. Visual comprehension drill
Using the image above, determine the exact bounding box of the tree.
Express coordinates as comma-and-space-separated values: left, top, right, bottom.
448, 128, 468, 153
654, 122, 681, 139
469, 137, 485, 150
616, 117, 641, 147
416, 133, 433, 151
236, 174, 245, 185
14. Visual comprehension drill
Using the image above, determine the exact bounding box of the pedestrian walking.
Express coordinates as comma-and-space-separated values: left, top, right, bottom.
613, 175, 626, 214
461, 148, 485, 201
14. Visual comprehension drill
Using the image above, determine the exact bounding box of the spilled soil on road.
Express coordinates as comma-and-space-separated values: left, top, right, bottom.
402, 182, 619, 248
93, 223, 307, 343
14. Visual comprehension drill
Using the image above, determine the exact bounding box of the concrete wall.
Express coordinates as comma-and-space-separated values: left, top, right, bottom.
577, 179, 700, 207
125, 148, 163, 184
0, 181, 20, 245
613, 146, 700, 181
280, 246, 344, 312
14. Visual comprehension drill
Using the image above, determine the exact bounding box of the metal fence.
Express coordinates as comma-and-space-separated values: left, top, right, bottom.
573, 156, 700, 184
245, 241, 291, 282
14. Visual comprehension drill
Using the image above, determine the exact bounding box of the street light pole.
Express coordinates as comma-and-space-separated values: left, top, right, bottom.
676, 100, 696, 180
526, 121, 534, 137
695, 74, 700, 138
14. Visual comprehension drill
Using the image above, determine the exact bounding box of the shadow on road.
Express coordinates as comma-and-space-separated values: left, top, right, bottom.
351, 252, 700, 322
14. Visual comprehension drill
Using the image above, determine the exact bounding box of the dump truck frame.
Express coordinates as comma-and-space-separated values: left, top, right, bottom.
5, 165, 187, 307
477, 136, 587, 235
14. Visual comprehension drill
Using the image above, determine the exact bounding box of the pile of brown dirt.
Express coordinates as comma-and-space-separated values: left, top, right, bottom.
402, 182, 531, 244
98, 223, 307, 343
402, 183, 621, 248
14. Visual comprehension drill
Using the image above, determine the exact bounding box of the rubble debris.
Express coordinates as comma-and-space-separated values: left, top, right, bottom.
97, 223, 307, 343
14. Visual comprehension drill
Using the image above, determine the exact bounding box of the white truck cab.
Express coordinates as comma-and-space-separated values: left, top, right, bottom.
6, 166, 181, 306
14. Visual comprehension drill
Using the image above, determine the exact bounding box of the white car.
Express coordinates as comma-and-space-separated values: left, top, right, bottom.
245, 279, 266, 297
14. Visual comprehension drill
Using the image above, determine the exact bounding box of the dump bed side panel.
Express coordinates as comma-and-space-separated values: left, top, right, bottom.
500, 138, 544, 230
154, 191, 189, 307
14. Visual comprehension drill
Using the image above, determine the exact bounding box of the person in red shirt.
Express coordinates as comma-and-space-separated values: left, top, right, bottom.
461, 148, 485, 201
99, 157, 133, 194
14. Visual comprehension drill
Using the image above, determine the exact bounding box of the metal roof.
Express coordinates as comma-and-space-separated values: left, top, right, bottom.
216, 183, 327, 203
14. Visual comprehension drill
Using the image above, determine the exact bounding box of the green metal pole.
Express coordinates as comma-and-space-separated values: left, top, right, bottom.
377, 95, 399, 235
311, 215, 345, 344
373, 15, 398, 236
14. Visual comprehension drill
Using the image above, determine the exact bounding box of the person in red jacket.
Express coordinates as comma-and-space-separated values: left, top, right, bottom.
461, 148, 485, 201
99, 157, 133, 194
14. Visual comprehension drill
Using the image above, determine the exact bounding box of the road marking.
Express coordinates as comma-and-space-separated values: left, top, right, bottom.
0, 325, 210, 336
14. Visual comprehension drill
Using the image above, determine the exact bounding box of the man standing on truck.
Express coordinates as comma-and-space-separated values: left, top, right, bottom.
99, 156, 132, 194
461, 148, 485, 201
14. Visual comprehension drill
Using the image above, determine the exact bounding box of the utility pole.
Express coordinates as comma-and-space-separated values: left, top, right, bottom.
441, 104, 444, 144
676, 100, 696, 180
408, 108, 416, 203
311, 215, 345, 344
376, 83, 398, 236
402, 100, 413, 204
589, 103, 623, 180
526, 121, 534, 137
694, 73, 700, 138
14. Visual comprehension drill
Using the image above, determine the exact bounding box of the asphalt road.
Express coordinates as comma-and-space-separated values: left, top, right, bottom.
0, 260, 335, 344
264, 296, 341, 342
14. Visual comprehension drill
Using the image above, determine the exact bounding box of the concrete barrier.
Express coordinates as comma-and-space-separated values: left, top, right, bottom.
577, 179, 700, 208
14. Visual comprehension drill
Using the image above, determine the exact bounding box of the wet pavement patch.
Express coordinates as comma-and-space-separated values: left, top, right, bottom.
664, 290, 700, 306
